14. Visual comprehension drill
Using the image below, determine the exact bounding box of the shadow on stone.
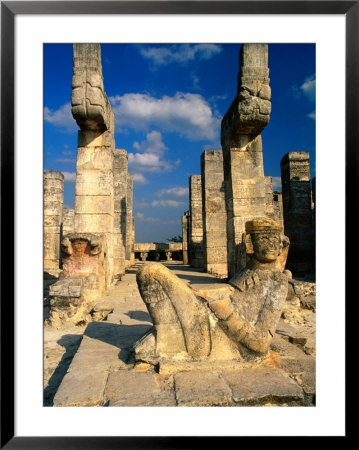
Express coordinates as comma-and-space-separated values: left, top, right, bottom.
43, 334, 82, 406
126, 310, 151, 322
84, 321, 151, 348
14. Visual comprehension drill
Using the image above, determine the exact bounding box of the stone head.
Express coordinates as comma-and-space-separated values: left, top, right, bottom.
245, 218, 283, 264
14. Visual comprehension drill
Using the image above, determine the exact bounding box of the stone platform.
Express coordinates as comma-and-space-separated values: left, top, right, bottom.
44, 262, 315, 407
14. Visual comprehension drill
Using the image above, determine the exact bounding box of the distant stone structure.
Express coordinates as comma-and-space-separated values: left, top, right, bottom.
134, 218, 290, 367
280, 152, 314, 276
181, 211, 190, 265
221, 44, 272, 278
272, 190, 284, 231
134, 243, 183, 262
43, 171, 64, 274
188, 175, 204, 268
201, 150, 228, 278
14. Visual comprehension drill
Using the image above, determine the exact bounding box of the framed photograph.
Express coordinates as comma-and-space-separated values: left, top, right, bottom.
1, 1, 352, 447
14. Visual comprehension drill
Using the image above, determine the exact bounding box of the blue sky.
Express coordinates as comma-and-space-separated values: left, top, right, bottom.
44, 43, 315, 242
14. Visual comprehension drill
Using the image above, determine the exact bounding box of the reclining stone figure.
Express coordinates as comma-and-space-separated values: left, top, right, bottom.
134, 218, 290, 366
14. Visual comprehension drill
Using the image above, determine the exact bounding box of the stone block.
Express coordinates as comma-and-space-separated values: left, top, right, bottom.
106, 371, 176, 406
74, 213, 113, 233
77, 146, 114, 170
75, 195, 112, 214
174, 371, 232, 406
221, 366, 303, 405
75, 171, 113, 196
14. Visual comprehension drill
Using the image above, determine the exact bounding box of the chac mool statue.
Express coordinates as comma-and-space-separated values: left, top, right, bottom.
134, 218, 290, 366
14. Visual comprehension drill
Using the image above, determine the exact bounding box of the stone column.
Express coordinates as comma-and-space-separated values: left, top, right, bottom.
44, 171, 64, 274
113, 149, 128, 277
280, 152, 314, 275
62, 208, 75, 235
182, 211, 189, 265
201, 150, 228, 279
140, 252, 148, 262
272, 191, 284, 232
188, 175, 204, 268
72, 43, 115, 287
221, 44, 272, 277
125, 174, 134, 268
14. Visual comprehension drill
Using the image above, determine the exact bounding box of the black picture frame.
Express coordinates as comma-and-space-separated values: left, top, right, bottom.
1, 1, 353, 447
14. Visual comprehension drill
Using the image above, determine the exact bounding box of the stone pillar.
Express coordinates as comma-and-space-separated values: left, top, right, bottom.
113, 149, 128, 277
125, 174, 134, 268
201, 150, 228, 279
72, 43, 115, 287
221, 44, 271, 278
140, 252, 148, 262
44, 171, 64, 274
188, 175, 204, 268
182, 211, 189, 265
62, 208, 75, 235
272, 191, 284, 232
280, 152, 314, 275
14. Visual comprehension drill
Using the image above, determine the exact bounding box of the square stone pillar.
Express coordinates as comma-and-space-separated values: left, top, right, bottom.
72, 43, 116, 287
221, 44, 272, 278
113, 149, 128, 277
125, 174, 134, 268
280, 152, 315, 275
188, 175, 204, 268
201, 150, 228, 278
182, 211, 189, 265
43, 171, 64, 273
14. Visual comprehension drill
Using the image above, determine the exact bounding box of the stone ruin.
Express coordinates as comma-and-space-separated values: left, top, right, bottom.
45, 44, 135, 327
185, 44, 315, 281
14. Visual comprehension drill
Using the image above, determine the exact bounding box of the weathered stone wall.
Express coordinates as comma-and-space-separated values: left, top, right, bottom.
44, 171, 64, 273
72, 43, 115, 287
280, 152, 315, 275
62, 208, 75, 235
125, 174, 134, 268
188, 175, 204, 268
113, 149, 128, 277
221, 44, 272, 278
182, 211, 189, 265
201, 150, 228, 278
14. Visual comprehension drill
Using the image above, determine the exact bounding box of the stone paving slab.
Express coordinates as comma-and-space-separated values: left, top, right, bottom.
106, 371, 176, 406
174, 371, 233, 406
221, 366, 304, 406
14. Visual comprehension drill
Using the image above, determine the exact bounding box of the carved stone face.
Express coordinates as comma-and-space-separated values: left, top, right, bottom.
72, 240, 88, 257
251, 232, 282, 263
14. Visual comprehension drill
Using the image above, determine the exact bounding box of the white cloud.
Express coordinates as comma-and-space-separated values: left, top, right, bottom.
109, 92, 220, 140
133, 173, 148, 185
133, 130, 167, 154
135, 212, 160, 223
308, 111, 316, 120
272, 177, 282, 190
44, 103, 78, 133
129, 131, 177, 173
156, 187, 189, 198
300, 75, 316, 103
62, 171, 76, 182
139, 44, 222, 66
151, 200, 185, 208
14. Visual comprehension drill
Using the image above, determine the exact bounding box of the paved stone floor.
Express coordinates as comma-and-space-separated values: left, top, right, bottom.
44, 262, 316, 407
